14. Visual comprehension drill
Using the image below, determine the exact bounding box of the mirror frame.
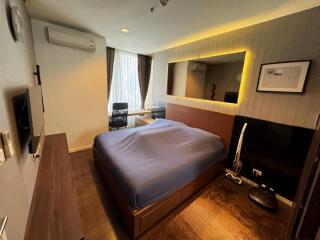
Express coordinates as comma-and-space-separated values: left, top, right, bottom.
167, 50, 248, 105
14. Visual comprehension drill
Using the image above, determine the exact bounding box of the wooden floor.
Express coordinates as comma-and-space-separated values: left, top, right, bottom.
70, 149, 289, 240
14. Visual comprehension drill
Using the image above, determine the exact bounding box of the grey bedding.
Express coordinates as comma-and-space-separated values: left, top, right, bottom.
94, 119, 226, 209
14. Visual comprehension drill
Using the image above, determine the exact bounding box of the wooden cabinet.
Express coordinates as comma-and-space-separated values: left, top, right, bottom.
25, 134, 84, 240
285, 122, 320, 239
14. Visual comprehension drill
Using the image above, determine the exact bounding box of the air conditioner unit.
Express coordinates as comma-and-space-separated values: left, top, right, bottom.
47, 27, 96, 52
190, 62, 207, 72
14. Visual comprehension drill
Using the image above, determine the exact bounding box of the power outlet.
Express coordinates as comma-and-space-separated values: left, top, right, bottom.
253, 168, 262, 177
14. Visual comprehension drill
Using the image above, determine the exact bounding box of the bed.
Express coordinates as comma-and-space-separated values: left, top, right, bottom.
94, 103, 234, 238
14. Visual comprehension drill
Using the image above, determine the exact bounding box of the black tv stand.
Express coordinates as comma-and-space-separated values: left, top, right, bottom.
248, 184, 278, 211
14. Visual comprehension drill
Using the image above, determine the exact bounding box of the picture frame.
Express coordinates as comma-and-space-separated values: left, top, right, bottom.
256, 60, 311, 93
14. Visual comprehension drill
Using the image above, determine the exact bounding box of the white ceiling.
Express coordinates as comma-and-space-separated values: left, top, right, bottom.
26, 0, 320, 54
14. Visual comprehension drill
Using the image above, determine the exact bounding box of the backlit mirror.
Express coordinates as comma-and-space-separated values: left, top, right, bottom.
167, 51, 246, 104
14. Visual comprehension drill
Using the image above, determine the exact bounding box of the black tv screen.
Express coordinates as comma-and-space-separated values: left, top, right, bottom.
228, 116, 314, 200
12, 93, 31, 150
224, 91, 238, 103
26, 86, 45, 154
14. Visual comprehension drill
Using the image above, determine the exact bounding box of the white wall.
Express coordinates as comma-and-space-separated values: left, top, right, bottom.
151, 7, 320, 129
185, 62, 206, 99
204, 62, 243, 101
0, 1, 39, 239
31, 19, 108, 151
172, 61, 188, 96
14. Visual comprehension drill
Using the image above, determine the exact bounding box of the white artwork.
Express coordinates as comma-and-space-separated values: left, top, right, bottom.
257, 61, 310, 93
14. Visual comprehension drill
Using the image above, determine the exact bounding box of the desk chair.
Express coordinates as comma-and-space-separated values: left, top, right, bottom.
109, 102, 128, 130
151, 107, 166, 119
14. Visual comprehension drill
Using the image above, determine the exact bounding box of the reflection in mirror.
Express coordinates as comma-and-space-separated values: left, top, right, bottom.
167, 51, 246, 104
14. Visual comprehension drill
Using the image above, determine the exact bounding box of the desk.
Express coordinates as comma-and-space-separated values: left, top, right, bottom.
108, 109, 151, 118
135, 117, 156, 127
25, 134, 84, 240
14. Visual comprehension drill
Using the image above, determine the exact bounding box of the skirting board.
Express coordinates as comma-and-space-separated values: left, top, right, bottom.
68, 144, 92, 153
225, 169, 293, 207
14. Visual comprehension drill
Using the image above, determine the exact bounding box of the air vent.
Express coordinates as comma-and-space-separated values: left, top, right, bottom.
190, 62, 207, 72
47, 26, 96, 52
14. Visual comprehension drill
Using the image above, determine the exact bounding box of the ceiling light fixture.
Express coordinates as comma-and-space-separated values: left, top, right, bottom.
121, 27, 129, 33
159, 0, 169, 7
150, 0, 170, 12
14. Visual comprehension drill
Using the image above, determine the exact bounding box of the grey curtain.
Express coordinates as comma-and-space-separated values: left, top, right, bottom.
106, 47, 115, 101
167, 63, 175, 95
137, 54, 152, 109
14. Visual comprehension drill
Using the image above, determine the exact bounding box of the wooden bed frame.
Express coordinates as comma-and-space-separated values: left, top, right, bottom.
94, 103, 235, 239
166, 103, 235, 150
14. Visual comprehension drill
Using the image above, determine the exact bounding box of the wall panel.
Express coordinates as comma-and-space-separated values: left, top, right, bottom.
31, 19, 108, 151
0, 1, 38, 240
152, 7, 320, 129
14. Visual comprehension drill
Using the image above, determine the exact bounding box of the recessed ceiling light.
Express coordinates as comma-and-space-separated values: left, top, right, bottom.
121, 27, 129, 33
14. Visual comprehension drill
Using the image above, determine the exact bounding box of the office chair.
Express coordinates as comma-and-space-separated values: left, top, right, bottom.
151, 107, 166, 119
109, 102, 128, 130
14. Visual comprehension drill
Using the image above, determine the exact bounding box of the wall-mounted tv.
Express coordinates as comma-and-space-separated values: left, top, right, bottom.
228, 116, 314, 201
13, 85, 44, 154
26, 86, 45, 154
12, 93, 31, 150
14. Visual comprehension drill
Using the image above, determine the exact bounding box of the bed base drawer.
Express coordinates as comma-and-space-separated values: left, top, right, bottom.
94, 147, 224, 239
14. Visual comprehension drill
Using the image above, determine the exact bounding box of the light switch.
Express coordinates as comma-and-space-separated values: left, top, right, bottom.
0, 147, 5, 167
1, 131, 14, 158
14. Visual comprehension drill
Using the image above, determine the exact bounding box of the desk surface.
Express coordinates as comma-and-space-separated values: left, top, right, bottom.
25, 134, 84, 240
135, 117, 156, 127
108, 109, 151, 117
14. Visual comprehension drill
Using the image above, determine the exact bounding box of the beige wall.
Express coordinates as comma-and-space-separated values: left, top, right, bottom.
172, 61, 188, 96
31, 19, 108, 151
171, 61, 207, 99
152, 7, 320, 129
204, 62, 242, 101
0, 1, 39, 239
185, 62, 206, 99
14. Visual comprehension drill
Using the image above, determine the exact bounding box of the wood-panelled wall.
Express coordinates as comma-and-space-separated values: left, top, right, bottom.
151, 7, 320, 129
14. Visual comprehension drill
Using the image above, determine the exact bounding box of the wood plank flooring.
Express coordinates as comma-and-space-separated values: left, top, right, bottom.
70, 149, 289, 240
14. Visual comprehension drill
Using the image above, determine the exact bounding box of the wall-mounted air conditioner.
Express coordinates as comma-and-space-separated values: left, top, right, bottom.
47, 26, 96, 52
190, 62, 207, 72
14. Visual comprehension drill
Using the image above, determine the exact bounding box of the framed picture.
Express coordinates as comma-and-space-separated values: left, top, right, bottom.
256, 60, 311, 93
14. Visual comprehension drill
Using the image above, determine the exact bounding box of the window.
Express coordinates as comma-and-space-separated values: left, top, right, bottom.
108, 50, 141, 112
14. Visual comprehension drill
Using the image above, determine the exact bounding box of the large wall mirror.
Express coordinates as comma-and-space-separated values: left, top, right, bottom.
167, 51, 246, 104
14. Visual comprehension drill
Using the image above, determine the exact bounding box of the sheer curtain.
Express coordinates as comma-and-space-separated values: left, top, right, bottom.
144, 60, 153, 109
108, 50, 141, 112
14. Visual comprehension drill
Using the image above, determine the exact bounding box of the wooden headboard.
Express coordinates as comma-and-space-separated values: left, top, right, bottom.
166, 103, 235, 151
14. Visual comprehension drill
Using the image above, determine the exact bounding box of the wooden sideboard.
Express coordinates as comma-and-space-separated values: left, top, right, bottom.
24, 134, 84, 240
